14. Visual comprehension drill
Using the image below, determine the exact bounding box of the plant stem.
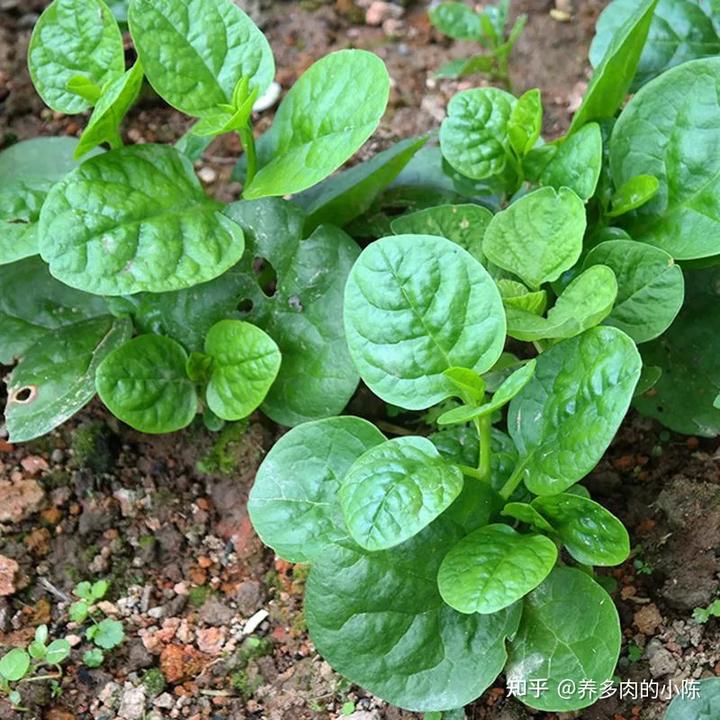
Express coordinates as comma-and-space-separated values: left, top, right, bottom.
456, 464, 485, 480
475, 415, 492, 480
108, 129, 124, 150
239, 123, 257, 190
20, 673, 62, 683
499, 462, 526, 500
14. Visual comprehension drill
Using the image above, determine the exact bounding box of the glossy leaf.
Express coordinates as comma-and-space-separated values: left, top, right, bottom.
128, 0, 274, 116
75, 62, 144, 158
440, 88, 516, 180
483, 186, 586, 289
45, 639, 71, 665
204, 319, 281, 421
248, 417, 385, 563
6, 316, 131, 443
28, 0, 124, 114
244, 50, 389, 198
509, 327, 641, 495
296, 136, 428, 233
306, 518, 522, 712
508, 89, 542, 158
590, 0, 720, 91
665, 677, 720, 720
39, 144, 245, 295
0, 649, 30, 682
340, 436, 463, 551
343, 234, 506, 409
95, 334, 198, 433
607, 174, 660, 217
610, 57, 720, 259
533, 493, 629, 566
584, 240, 684, 343
501, 502, 555, 532
390, 204, 493, 262
570, 0, 657, 132
499, 280, 547, 316
506, 567, 621, 711
443, 367, 486, 403
505, 265, 618, 342
438, 524, 557, 614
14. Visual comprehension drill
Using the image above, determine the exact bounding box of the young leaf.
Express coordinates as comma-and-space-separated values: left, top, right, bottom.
128, 0, 274, 116
91, 580, 109, 601
339, 436, 463, 551
607, 174, 659, 217
429, 2, 483, 40
610, 57, 720, 259
39, 144, 245, 295
508, 89, 542, 158
69, 601, 89, 623
390, 204, 493, 262
508, 327, 641, 496
443, 367, 486, 403
483, 186, 586, 289
343, 234, 506, 409
306, 518, 522, 712
569, 0, 657, 132
440, 88, 516, 180
295, 136, 428, 233
498, 280, 547, 315
28, 0, 125, 114
95, 335, 198, 433
83, 648, 104, 668
532, 493, 630, 566
0, 649, 30, 682
438, 524, 557, 614
5, 316, 132, 443
248, 417, 386, 563
505, 265, 618, 342
74, 581, 94, 601
45, 639, 71, 665
28, 642, 47, 660
35, 625, 49, 646
583, 240, 684, 343
506, 568, 621, 711
204, 319, 281, 421
75, 62, 144, 158
501, 502, 555, 532
244, 50, 390, 199
590, 0, 720, 92
87, 618, 124, 649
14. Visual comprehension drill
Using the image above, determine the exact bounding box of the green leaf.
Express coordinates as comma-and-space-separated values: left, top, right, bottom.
74, 581, 93, 601
583, 240, 684, 343
339, 436, 463, 551
343, 234, 506, 409
527, 123, 603, 201
390, 203, 493, 262
532, 493, 629, 566
248, 416, 385, 563
483, 186, 586, 289
590, 0, 720, 92
69, 601, 89, 623
204, 319, 281, 421
438, 524, 557, 614
39, 144, 245, 295
569, 0, 657, 132
634, 267, 720, 437
83, 648, 104, 668
5, 317, 131, 443
499, 280, 547, 315
225, 199, 360, 425
87, 618, 124, 649
35, 625, 49, 646
609, 57, 720, 259
506, 567, 621, 711
244, 50, 389, 198
95, 335, 198, 433
28, 0, 124, 114
128, 0, 274, 116
443, 367, 486, 403
665, 677, 720, 720
505, 265, 618, 342
607, 174, 659, 217
305, 517, 522, 712
508, 89, 542, 158
436, 54, 495, 79
0, 649, 30, 682
28, 641, 47, 660
91, 580, 109, 600
429, 2, 483, 40
501, 502, 555, 532
45, 639, 71, 665
440, 88, 516, 181
295, 136, 428, 233
509, 327, 641, 495
75, 61, 144, 158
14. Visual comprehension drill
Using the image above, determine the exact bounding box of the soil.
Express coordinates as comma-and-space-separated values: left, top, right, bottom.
1, 1, 720, 719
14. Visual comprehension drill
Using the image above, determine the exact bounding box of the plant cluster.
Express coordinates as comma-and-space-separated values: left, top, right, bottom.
2, 0, 720, 715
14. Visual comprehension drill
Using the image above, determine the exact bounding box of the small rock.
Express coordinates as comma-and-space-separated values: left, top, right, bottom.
159, 644, 209, 684
234, 580, 263, 616
253, 81, 281, 112
196, 627, 226, 656
126, 640, 154, 672
243, 609, 269, 636
50, 449, 65, 464
0, 555, 19, 596
365, 0, 402, 25
0, 478, 45, 522
154, 692, 175, 709
199, 596, 234, 627
634, 603, 663, 635
65, 634, 82, 647
197, 166, 217, 184
118, 684, 146, 720
647, 641, 677, 678
148, 606, 165, 620
21, 455, 49, 475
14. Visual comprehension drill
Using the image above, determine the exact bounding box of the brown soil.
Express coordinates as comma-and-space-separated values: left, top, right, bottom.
2, 1, 720, 719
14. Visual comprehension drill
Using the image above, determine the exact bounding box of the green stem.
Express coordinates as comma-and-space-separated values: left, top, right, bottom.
20, 673, 62, 684
457, 464, 485, 480
239, 123, 257, 190
475, 414, 492, 481
499, 461, 526, 500
108, 129, 124, 150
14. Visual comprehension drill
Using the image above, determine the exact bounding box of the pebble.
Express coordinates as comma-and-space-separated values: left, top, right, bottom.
154, 693, 175, 709
51, 449, 64, 464
199, 596, 234, 627
0, 555, 19, 596
253, 81, 281, 112
647, 640, 678, 678
197, 166, 217, 184
118, 684, 146, 720
243, 609, 269, 636
365, 1, 403, 26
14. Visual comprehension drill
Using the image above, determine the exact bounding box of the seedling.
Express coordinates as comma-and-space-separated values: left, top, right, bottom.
693, 599, 720, 624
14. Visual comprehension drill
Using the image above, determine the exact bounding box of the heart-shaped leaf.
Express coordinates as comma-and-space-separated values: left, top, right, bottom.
96, 334, 198, 433
508, 89, 542, 158
607, 174, 659, 217
0, 649, 30, 682
39, 144, 245, 295
340, 436, 463, 551
248, 416, 386, 563
344, 234, 506, 409
438, 524, 557, 614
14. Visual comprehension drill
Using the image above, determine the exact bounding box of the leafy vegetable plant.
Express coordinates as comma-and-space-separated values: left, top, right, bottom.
429, 0, 526, 88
